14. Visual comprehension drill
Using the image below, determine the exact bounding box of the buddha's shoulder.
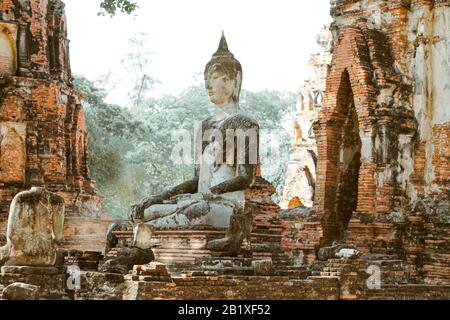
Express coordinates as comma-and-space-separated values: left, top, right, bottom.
221, 113, 259, 130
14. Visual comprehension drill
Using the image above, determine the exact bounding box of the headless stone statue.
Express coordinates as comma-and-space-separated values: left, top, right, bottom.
127, 33, 259, 253
0, 187, 65, 267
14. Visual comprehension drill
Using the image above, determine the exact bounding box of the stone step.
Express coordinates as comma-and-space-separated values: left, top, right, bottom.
203, 266, 255, 276
272, 260, 294, 264
365, 260, 406, 265
325, 266, 345, 271
322, 266, 344, 272
327, 259, 349, 263
327, 261, 348, 266
281, 266, 309, 271
320, 271, 341, 277
274, 270, 310, 278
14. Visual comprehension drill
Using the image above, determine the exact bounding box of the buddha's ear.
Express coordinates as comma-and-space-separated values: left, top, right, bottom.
232, 71, 242, 102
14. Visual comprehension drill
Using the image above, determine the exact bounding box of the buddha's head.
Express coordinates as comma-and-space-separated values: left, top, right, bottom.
204, 32, 242, 106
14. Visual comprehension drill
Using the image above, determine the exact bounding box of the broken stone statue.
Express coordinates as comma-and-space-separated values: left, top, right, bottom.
0, 187, 65, 267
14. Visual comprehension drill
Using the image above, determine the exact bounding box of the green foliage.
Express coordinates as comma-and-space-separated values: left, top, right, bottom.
240, 90, 297, 202
99, 0, 139, 16
74, 76, 150, 218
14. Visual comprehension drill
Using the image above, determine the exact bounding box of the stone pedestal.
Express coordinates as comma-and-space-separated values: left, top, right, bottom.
112, 229, 226, 272
153, 230, 226, 268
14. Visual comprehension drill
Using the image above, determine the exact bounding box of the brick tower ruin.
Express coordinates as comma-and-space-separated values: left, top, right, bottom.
307, 0, 449, 284
0, 0, 110, 252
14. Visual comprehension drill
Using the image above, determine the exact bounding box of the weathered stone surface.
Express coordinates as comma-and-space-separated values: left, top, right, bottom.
2, 283, 40, 300
336, 249, 359, 259
252, 259, 274, 276
0, 188, 64, 267
206, 206, 253, 255
1, 0, 448, 300
132, 223, 158, 250
125, 262, 172, 282
105, 178, 289, 274
278, 0, 450, 288
0, 22, 17, 77
123, 275, 341, 300
0, 271, 67, 300
64, 250, 104, 271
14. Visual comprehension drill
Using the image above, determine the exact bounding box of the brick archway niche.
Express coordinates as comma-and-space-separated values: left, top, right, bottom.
313, 26, 381, 247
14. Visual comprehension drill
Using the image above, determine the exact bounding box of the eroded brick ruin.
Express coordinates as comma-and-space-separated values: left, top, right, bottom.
0, 0, 449, 300
0, 0, 109, 252
312, 0, 450, 284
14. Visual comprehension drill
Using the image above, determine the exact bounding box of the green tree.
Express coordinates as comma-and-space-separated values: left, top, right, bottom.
99, 0, 139, 16
74, 76, 152, 218
240, 90, 297, 202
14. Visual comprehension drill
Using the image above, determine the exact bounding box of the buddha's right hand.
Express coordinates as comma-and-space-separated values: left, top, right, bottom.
129, 195, 160, 222
128, 203, 145, 223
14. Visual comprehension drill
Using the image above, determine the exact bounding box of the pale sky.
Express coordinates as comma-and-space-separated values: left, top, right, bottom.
64, 0, 331, 103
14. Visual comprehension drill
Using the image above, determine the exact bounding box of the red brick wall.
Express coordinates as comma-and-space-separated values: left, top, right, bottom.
432, 125, 450, 188
313, 26, 393, 246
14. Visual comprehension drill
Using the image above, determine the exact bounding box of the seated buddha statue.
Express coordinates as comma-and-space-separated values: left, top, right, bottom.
126, 33, 259, 253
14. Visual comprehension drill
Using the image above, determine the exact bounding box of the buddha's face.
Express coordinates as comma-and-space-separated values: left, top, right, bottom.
205, 69, 237, 106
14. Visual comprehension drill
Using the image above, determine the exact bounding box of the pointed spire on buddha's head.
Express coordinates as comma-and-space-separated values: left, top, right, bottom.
216, 31, 229, 53
211, 31, 235, 60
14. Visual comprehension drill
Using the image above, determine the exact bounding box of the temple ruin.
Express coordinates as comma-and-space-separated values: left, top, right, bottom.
0, 0, 449, 300
313, 0, 449, 284
0, 0, 109, 252
283, 0, 449, 288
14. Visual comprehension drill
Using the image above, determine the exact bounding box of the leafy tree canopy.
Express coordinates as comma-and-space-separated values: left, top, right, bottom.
99, 0, 139, 16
